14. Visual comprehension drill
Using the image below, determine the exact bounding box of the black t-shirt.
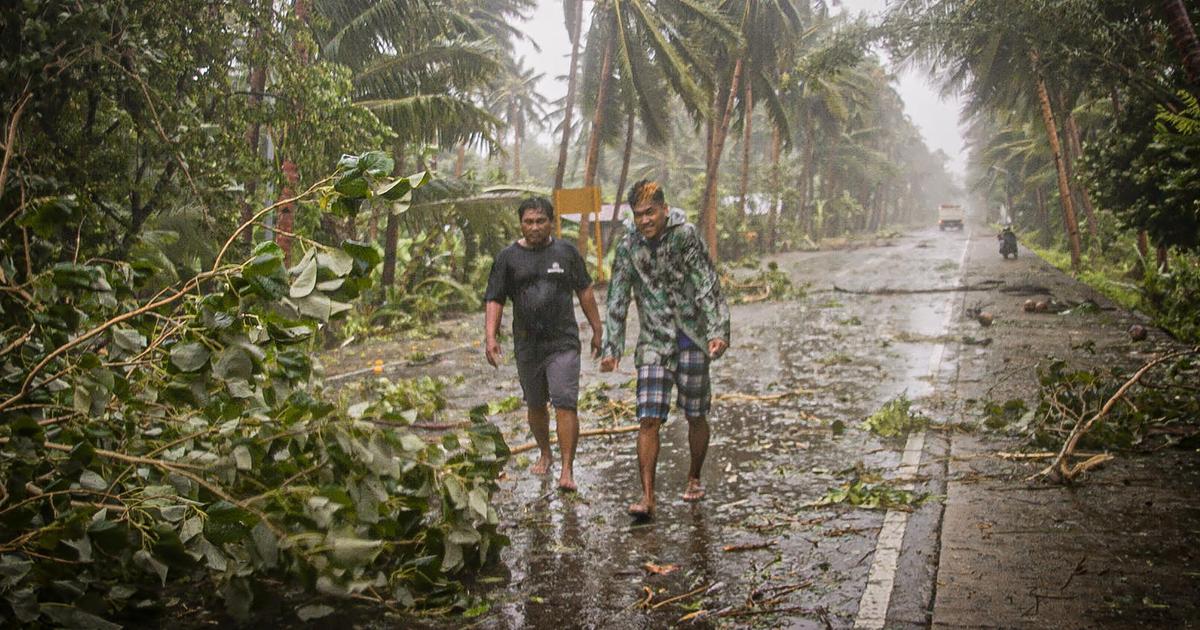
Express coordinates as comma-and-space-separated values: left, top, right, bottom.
484, 238, 592, 359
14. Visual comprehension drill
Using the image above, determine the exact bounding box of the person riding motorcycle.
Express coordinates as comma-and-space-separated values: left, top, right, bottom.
998, 225, 1018, 259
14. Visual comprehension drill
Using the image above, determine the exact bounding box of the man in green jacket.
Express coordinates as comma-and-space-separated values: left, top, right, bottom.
600, 180, 731, 519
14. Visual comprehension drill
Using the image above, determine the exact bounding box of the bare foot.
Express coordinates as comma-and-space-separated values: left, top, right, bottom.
682, 479, 705, 502
627, 501, 655, 520
530, 456, 553, 475
557, 475, 577, 492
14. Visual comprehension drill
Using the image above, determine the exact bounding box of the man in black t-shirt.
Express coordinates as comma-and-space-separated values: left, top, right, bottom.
484, 197, 602, 492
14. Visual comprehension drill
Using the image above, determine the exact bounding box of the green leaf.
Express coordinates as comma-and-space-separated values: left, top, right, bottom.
377, 171, 430, 200
334, 172, 370, 198
79, 470, 107, 491
329, 535, 384, 567
297, 604, 335, 621
317, 249, 355, 277
289, 253, 318, 299
291, 294, 352, 322
112, 327, 147, 353
205, 501, 255, 545
213, 346, 253, 381
51, 263, 96, 289
38, 603, 122, 630
133, 549, 169, 586
18, 195, 81, 237
358, 151, 394, 177
341, 240, 381, 270
170, 342, 210, 372
468, 487, 489, 520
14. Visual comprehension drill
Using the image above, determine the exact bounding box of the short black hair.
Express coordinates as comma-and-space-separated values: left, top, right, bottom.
627, 179, 665, 209
517, 196, 554, 221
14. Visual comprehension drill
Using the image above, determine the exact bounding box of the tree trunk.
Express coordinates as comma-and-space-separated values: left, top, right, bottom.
513, 115, 523, 182
605, 109, 636, 252
1157, 243, 1170, 271
767, 125, 781, 253
739, 80, 753, 219
1162, 0, 1200, 83
554, 0, 586, 190
1030, 49, 1082, 271
1062, 105, 1099, 246
700, 56, 744, 260
580, 35, 614, 253
454, 144, 466, 178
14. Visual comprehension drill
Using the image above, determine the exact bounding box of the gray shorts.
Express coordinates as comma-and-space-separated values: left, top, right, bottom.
516, 348, 581, 410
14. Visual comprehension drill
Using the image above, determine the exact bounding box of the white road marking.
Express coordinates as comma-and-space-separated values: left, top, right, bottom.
854, 232, 971, 629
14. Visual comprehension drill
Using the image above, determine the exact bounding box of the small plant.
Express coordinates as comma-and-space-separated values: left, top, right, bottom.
862, 394, 929, 437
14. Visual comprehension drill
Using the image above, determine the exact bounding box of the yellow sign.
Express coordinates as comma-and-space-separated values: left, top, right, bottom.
553, 186, 606, 281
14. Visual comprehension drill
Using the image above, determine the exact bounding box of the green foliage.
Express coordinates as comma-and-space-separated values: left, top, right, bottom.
0, 154, 508, 624
1010, 357, 1200, 450
1141, 253, 1200, 344
807, 466, 931, 511
723, 261, 807, 304
1083, 88, 1200, 252
861, 394, 928, 437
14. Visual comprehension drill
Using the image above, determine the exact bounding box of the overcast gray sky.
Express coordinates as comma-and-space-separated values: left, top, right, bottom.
512, 0, 967, 177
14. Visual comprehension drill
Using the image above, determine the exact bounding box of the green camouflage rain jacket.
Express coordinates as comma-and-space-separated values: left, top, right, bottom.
602, 209, 731, 370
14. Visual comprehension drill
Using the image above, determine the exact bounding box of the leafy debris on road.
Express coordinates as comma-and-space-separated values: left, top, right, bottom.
861, 394, 929, 437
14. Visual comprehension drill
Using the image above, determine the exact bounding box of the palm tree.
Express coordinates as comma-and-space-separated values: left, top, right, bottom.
488, 57, 550, 182
696, 0, 804, 260
312, 0, 528, 287
554, 0, 585, 190
574, 0, 736, 254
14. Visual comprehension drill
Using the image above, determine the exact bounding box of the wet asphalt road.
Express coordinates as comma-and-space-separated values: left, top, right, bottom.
466, 225, 977, 628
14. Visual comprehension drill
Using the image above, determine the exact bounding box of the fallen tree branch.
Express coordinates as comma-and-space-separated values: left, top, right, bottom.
1034, 347, 1197, 483
832, 280, 1003, 295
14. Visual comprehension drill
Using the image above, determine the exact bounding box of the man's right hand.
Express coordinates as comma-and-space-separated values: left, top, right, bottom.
599, 356, 618, 372
485, 338, 502, 368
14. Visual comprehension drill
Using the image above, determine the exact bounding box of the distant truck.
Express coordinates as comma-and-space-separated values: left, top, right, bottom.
937, 204, 964, 230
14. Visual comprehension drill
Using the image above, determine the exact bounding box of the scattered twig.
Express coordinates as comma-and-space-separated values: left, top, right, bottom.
650, 583, 709, 609
722, 542, 774, 553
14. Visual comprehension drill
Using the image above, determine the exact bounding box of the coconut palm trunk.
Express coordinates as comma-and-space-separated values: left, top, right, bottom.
554, 0, 585, 190
580, 35, 615, 253
1162, 0, 1200, 83
739, 81, 753, 219
767, 125, 781, 253
700, 56, 744, 259
606, 109, 636, 251
1029, 49, 1082, 270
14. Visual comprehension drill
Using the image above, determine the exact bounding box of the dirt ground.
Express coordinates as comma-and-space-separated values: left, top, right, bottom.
317, 220, 1199, 628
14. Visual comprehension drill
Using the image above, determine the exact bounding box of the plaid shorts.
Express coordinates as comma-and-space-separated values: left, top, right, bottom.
636, 348, 712, 421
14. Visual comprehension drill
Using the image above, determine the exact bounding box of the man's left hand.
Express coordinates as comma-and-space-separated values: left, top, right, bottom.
590, 331, 602, 359
708, 338, 728, 359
